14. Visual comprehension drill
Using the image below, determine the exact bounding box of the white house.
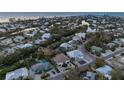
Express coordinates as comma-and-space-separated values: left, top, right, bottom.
23, 28, 37, 32
96, 65, 112, 80
60, 43, 72, 50
86, 27, 96, 33
41, 33, 51, 40
72, 36, 80, 41
67, 50, 84, 60
24, 30, 38, 37
34, 39, 43, 45
2, 48, 15, 55
75, 32, 86, 39
5, 67, 28, 80
0, 38, 13, 46
119, 57, 124, 64
120, 38, 124, 45
0, 28, 6, 33
13, 36, 24, 43
16, 43, 32, 49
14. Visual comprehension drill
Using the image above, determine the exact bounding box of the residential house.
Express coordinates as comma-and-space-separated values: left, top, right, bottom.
83, 71, 96, 80
0, 38, 13, 46
0, 37, 5, 40
101, 50, 113, 58
60, 43, 72, 50
23, 28, 37, 32
24, 30, 38, 37
67, 50, 84, 60
16, 43, 32, 49
91, 46, 103, 55
41, 33, 51, 40
34, 39, 43, 45
31, 59, 53, 74
86, 27, 96, 33
53, 53, 70, 65
96, 65, 112, 80
119, 57, 124, 64
107, 43, 116, 49
72, 36, 81, 41
53, 53, 75, 72
112, 39, 123, 47
75, 32, 86, 39
0, 28, 6, 33
73, 32, 86, 42
13, 36, 24, 43
68, 40, 75, 45
2, 48, 15, 56
120, 38, 124, 46
5, 67, 28, 80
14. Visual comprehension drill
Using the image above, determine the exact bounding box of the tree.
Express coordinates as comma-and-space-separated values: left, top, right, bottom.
84, 42, 92, 52
121, 53, 124, 56
96, 57, 105, 67
111, 70, 122, 80
65, 67, 81, 80
111, 46, 116, 51
43, 48, 53, 59
95, 51, 101, 57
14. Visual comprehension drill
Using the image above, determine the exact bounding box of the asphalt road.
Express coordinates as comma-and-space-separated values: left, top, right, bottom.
102, 48, 124, 60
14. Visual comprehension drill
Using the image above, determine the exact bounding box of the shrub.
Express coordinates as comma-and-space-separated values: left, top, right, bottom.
95, 57, 105, 67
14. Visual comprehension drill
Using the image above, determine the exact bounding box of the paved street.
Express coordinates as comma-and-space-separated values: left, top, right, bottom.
102, 48, 124, 60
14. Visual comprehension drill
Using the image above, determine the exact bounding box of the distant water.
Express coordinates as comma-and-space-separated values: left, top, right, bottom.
0, 12, 124, 22
0, 12, 124, 17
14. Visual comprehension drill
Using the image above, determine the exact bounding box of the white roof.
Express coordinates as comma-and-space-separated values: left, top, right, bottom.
14, 36, 24, 41
42, 33, 51, 39
120, 38, 124, 42
75, 32, 86, 38
5, 67, 28, 80
0, 38, 13, 45
16, 43, 32, 49
0, 28, 6, 32
67, 50, 84, 59
120, 57, 124, 63
23, 28, 36, 32
101, 50, 113, 57
87, 27, 96, 33
60, 43, 71, 49
3, 48, 15, 55
35, 39, 42, 44
73, 36, 80, 41
96, 65, 112, 75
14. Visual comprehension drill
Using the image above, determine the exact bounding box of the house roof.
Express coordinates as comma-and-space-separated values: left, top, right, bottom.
91, 46, 103, 52
60, 43, 72, 49
0, 28, 6, 32
16, 43, 32, 49
5, 67, 28, 80
42, 33, 51, 39
120, 38, 124, 42
53, 53, 70, 63
107, 43, 116, 47
67, 50, 84, 59
96, 65, 112, 75
86, 71, 96, 80
112, 40, 122, 45
75, 32, 86, 38
72, 36, 80, 41
31, 60, 53, 74
86, 27, 96, 33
